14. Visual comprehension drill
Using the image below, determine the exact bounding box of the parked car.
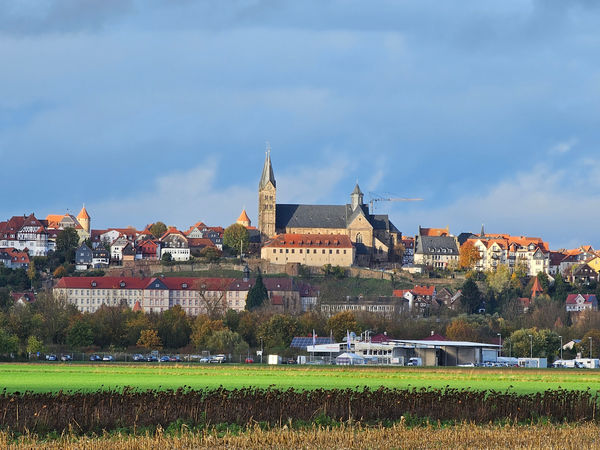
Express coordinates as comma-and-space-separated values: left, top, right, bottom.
89, 354, 101, 361
169, 356, 182, 362
46, 354, 58, 361
211, 354, 226, 363
102, 355, 115, 361
146, 355, 158, 362
60, 355, 72, 362
244, 357, 254, 364
199, 356, 210, 363
286, 358, 297, 365
159, 356, 170, 362
132, 354, 145, 362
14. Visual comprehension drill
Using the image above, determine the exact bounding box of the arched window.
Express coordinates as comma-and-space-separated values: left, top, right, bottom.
356, 233, 363, 244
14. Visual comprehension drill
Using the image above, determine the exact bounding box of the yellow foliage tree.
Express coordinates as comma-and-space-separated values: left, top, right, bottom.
137, 329, 162, 350
459, 241, 481, 269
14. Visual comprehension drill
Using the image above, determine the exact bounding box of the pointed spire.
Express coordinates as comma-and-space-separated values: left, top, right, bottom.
77, 204, 90, 220
352, 183, 362, 195
480, 224, 485, 238
259, 143, 276, 189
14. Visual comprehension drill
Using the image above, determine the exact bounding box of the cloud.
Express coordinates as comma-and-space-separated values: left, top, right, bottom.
89, 156, 348, 230
549, 138, 578, 154
398, 160, 600, 249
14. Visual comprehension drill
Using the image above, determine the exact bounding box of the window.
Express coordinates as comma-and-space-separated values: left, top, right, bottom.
356, 233, 363, 244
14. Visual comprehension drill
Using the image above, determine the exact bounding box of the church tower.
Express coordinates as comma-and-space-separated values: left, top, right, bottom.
351, 183, 364, 210
258, 147, 276, 241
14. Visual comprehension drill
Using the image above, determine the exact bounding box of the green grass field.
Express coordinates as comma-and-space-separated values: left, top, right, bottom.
1, 363, 599, 394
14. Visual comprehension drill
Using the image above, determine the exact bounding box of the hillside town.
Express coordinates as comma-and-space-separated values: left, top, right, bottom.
0, 153, 599, 365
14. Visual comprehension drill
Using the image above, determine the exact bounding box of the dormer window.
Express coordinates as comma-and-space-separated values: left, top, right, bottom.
91, 281, 97, 287
182, 283, 188, 289
120, 281, 126, 287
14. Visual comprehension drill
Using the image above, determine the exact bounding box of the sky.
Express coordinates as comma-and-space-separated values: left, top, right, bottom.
1, 0, 600, 249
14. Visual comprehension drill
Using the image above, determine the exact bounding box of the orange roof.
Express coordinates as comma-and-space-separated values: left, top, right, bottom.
262, 233, 353, 249
531, 277, 543, 298
132, 301, 142, 312
77, 205, 90, 220
419, 226, 449, 237
237, 209, 250, 223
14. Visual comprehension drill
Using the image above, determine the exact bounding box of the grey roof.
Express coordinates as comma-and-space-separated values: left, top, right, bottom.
259, 152, 276, 189
275, 203, 400, 234
416, 236, 459, 255
276, 204, 350, 229
352, 183, 363, 195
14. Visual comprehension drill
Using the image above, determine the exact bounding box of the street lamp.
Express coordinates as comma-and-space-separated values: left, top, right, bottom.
589, 337, 593, 359
497, 333, 502, 357
528, 334, 533, 358
559, 335, 563, 361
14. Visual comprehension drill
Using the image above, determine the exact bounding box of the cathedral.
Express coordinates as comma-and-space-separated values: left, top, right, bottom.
258, 152, 401, 266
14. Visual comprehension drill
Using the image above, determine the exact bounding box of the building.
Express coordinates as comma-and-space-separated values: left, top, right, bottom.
414, 235, 459, 270
92, 247, 110, 268
566, 294, 598, 313
570, 263, 599, 285
75, 243, 93, 271
0, 248, 30, 269
257, 151, 401, 266
393, 285, 437, 315
159, 228, 190, 261
260, 233, 355, 267
401, 237, 415, 266
319, 296, 405, 318
226, 276, 301, 313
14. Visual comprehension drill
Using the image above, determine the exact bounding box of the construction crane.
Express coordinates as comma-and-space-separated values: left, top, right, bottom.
368, 194, 423, 212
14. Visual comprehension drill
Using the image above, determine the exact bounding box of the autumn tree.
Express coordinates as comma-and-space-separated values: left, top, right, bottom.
206, 329, 248, 355
446, 319, 479, 341
190, 315, 225, 350
258, 314, 301, 349
579, 329, 600, 359
327, 311, 359, 342
55, 227, 80, 263
508, 328, 560, 359
149, 222, 167, 239
66, 319, 94, 349
460, 279, 482, 314
196, 279, 230, 319
137, 329, 162, 350
223, 224, 249, 255
459, 241, 481, 270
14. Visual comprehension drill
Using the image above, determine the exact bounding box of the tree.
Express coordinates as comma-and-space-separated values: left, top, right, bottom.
66, 319, 94, 349
246, 272, 268, 310
190, 315, 225, 350
258, 314, 301, 349
199, 247, 221, 262
446, 319, 479, 341
508, 328, 561, 359
27, 260, 37, 287
392, 242, 405, 263
150, 222, 167, 239
197, 279, 231, 319
137, 329, 162, 350
55, 228, 80, 263
322, 264, 346, 279
460, 279, 482, 314
0, 328, 19, 355
31, 292, 79, 345
26, 335, 45, 357
53, 266, 67, 278
124, 312, 154, 347
486, 265, 512, 295
223, 224, 249, 255
579, 329, 600, 359
206, 329, 248, 355
161, 252, 173, 263
459, 241, 481, 270
157, 305, 191, 349
237, 311, 259, 347
327, 311, 359, 342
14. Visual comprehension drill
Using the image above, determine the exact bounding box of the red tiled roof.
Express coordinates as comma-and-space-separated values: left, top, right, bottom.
419, 226, 449, 237
423, 333, 447, 341
55, 277, 149, 289
263, 233, 353, 249
566, 294, 597, 305
188, 238, 216, 248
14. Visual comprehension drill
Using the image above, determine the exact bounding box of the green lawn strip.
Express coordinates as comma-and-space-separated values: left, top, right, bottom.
0, 363, 599, 394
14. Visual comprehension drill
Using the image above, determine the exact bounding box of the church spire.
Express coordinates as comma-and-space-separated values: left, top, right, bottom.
259, 143, 276, 189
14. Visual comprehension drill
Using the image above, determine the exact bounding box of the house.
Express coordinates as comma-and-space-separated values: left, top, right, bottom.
393, 285, 437, 315
570, 263, 599, 285
135, 239, 160, 260
0, 214, 51, 256
413, 235, 459, 270
11, 291, 36, 305
298, 283, 319, 312
0, 248, 30, 269
566, 294, 598, 313
159, 228, 190, 261
75, 243, 93, 271
260, 233, 355, 267
436, 287, 462, 310
92, 248, 110, 268
110, 235, 129, 262
401, 237, 415, 266
121, 243, 136, 262
188, 238, 217, 257
185, 222, 224, 249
